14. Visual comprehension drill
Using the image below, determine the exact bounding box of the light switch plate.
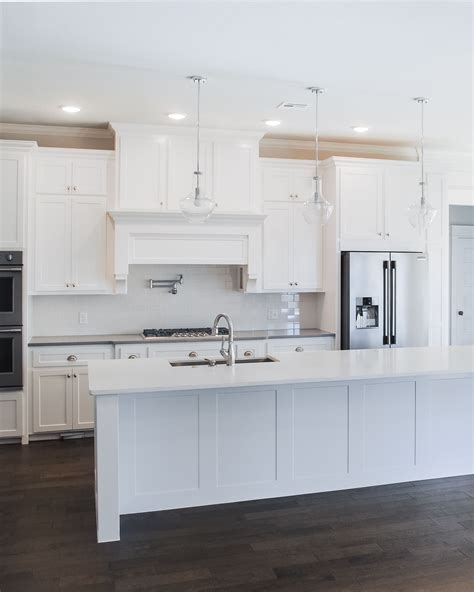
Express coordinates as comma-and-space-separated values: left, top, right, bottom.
267, 308, 279, 320
79, 312, 88, 325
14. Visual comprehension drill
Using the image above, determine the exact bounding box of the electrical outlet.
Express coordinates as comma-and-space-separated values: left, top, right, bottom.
267, 308, 279, 320
79, 312, 88, 325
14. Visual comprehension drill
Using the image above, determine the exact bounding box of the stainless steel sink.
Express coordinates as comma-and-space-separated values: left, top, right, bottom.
170, 355, 278, 367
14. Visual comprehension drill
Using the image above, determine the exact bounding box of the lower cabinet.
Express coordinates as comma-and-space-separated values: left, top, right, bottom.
0, 391, 23, 438
32, 367, 94, 432
267, 336, 335, 355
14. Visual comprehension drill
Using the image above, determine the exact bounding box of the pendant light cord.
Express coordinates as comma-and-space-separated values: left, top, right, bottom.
195, 78, 201, 195
420, 99, 425, 205
314, 90, 319, 182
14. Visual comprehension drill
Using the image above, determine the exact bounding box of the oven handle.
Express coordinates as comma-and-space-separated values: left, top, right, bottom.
0, 328, 22, 333
0, 266, 23, 271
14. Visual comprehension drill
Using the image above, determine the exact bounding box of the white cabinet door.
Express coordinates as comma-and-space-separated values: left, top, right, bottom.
0, 391, 22, 438
263, 203, 291, 290
33, 368, 73, 432
71, 197, 107, 291
291, 166, 315, 202
35, 158, 71, 195
262, 165, 292, 202
339, 166, 384, 243
213, 141, 258, 211
167, 136, 212, 211
72, 367, 94, 429
0, 153, 25, 249
292, 204, 322, 290
71, 159, 107, 196
118, 136, 167, 209
384, 166, 423, 248
35, 196, 71, 291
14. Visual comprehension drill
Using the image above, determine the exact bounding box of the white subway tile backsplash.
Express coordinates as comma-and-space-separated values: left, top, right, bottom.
31, 265, 319, 336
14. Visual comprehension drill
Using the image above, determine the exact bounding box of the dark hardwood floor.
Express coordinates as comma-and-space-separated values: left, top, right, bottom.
1, 439, 473, 592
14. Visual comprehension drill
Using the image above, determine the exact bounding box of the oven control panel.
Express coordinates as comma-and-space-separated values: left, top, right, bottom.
0, 251, 23, 266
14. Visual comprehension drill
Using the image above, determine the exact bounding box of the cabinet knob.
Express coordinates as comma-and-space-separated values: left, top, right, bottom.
295, 194, 299, 198
289, 282, 293, 286
73, 186, 77, 192
295, 346, 304, 352
189, 351, 198, 358
294, 282, 298, 286
67, 373, 71, 378
72, 283, 76, 288
67, 354, 77, 362
128, 354, 138, 359
66, 283, 70, 288
377, 232, 383, 236
243, 350, 253, 357
458, 310, 464, 316
385, 233, 390, 238
66, 185, 71, 192
73, 373, 77, 378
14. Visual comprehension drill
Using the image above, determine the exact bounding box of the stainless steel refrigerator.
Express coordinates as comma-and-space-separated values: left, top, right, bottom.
341, 251, 429, 349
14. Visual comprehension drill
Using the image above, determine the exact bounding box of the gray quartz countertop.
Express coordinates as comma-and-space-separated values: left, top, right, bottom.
28, 328, 335, 347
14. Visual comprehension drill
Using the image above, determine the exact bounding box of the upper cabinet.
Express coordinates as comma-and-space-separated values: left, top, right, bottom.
322, 157, 424, 252
261, 159, 323, 293
31, 148, 114, 294
262, 159, 315, 203
0, 140, 37, 250
35, 152, 109, 196
110, 124, 264, 213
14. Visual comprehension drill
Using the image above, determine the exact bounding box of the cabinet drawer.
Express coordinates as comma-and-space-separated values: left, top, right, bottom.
32, 345, 113, 367
115, 344, 148, 359
235, 340, 266, 359
148, 342, 223, 360
267, 336, 334, 355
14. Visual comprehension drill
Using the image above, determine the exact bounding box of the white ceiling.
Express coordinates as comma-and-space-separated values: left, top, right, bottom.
1, 1, 472, 150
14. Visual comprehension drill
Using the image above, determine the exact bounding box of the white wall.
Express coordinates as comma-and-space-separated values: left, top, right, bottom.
31, 265, 321, 336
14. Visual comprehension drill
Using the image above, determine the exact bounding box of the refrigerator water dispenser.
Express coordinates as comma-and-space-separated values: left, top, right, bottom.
355, 297, 379, 329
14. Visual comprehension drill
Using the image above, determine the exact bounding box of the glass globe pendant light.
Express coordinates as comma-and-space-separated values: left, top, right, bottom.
180, 76, 216, 223
302, 87, 334, 225
407, 97, 437, 232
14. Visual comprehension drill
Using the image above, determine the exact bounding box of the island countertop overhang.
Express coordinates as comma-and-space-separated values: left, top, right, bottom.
88, 345, 474, 396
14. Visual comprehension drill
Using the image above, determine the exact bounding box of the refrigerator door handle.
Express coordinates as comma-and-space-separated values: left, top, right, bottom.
383, 260, 389, 345
390, 260, 397, 344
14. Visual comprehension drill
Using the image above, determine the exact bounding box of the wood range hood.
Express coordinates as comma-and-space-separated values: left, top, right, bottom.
107, 209, 266, 293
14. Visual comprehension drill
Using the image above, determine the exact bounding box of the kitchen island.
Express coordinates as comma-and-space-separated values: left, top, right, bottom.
88, 346, 474, 542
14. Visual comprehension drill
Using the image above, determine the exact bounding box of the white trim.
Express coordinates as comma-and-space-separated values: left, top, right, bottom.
110, 122, 265, 141
0, 139, 38, 151
108, 210, 266, 225
0, 123, 112, 140
34, 146, 115, 159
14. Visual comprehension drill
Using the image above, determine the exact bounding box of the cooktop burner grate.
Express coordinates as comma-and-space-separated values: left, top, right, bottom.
143, 327, 229, 339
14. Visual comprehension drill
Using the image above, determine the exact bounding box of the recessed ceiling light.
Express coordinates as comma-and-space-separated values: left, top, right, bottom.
352, 125, 369, 133
264, 120, 281, 127
61, 105, 81, 113
168, 113, 187, 120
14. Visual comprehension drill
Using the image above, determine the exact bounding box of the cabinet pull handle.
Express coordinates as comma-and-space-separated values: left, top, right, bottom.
66, 185, 70, 192
385, 233, 390, 238
378, 232, 383, 236
72, 283, 76, 288
73, 373, 77, 378
128, 354, 138, 359
73, 186, 77, 192
67, 373, 71, 378
243, 350, 253, 357
67, 355, 77, 362
294, 282, 298, 286
189, 351, 198, 358
66, 283, 70, 288
289, 282, 293, 286
295, 346, 304, 352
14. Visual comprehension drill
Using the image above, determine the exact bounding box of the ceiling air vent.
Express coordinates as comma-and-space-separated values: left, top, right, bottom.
277, 102, 308, 111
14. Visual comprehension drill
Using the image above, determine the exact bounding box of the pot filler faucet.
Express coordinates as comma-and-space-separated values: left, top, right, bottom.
212, 313, 236, 366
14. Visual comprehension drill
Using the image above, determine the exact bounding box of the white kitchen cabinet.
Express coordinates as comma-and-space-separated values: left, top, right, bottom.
0, 391, 23, 438
262, 159, 314, 203
32, 368, 94, 433
263, 202, 322, 292
111, 124, 264, 213
267, 336, 335, 355
0, 141, 36, 250
167, 136, 212, 211
116, 135, 167, 209
339, 165, 384, 244
72, 367, 94, 430
213, 140, 259, 212
34, 195, 107, 293
327, 158, 424, 251
32, 368, 73, 432
35, 154, 108, 196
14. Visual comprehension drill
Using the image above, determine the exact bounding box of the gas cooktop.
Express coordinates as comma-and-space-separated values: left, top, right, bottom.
142, 327, 229, 339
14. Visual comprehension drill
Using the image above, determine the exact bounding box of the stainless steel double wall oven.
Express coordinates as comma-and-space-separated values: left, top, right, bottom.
0, 251, 23, 389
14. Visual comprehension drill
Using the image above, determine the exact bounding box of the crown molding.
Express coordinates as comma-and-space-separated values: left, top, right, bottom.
261, 137, 419, 160
0, 122, 112, 140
